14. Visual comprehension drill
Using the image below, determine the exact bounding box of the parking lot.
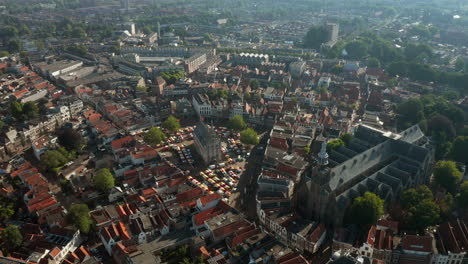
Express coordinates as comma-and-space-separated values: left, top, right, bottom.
155, 126, 251, 204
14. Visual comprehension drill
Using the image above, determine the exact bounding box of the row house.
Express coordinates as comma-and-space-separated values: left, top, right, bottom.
258, 210, 327, 254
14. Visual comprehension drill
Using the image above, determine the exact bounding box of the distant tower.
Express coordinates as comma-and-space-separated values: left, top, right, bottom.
121, 0, 129, 10
157, 22, 161, 38
325, 22, 339, 43
317, 142, 329, 166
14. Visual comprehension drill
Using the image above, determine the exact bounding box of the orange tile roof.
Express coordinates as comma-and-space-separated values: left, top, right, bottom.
198, 193, 222, 206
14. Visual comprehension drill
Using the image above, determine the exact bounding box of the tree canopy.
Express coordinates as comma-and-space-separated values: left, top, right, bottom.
0, 225, 22, 253
67, 204, 92, 233
94, 168, 115, 193
160, 70, 185, 85
327, 139, 345, 151
349, 192, 384, 226
144, 127, 166, 145
303, 25, 328, 50
41, 147, 75, 171
249, 80, 260, 90
459, 181, 468, 210
59, 128, 83, 151
228, 115, 247, 131
433, 160, 462, 193
450, 136, 468, 164
399, 185, 440, 231
10, 101, 39, 121
162, 116, 181, 133
240, 128, 259, 145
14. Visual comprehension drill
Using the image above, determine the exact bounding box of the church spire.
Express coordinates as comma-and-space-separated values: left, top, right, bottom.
318, 142, 329, 166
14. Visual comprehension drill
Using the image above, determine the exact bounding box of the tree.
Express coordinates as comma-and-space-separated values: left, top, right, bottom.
67, 204, 92, 233
303, 25, 328, 50
327, 139, 345, 151
349, 192, 384, 226
367, 57, 381, 68
10, 101, 23, 120
0, 26, 18, 40
455, 58, 465, 72
400, 185, 440, 231
59, 128, 83, 151
0, 51, 10, 57
451, 136, 468, 164
407, 199, 440, 230
144, 127, 166, 145
401, 185, 433, 209
162, 116, 181, 133
249, 80, 260, 90
240, 128, 259, 145
0, 225, 22, 253
428, 114, 456, 140
339, 133, 353, 145
331, 64, 343, 74
136, 85, 147, 93
41, 148, 71, 170
94, 168, 115, 192
345, 40, 368, 60
70, 27, 86, 39
396, 98, 425, 129
459, 181, 468, 210
22, 102, 39, 119
228, 115, 247, 131
7, 39, 22, 53
65, 45, 87, 56
433, 161, 462, 193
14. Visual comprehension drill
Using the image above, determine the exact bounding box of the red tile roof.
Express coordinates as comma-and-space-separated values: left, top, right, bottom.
176, 187, 203, 203
193, 201, 231, 226
198, 193, 222, 206
111, 136, 134, 151
401, 235, 433, 253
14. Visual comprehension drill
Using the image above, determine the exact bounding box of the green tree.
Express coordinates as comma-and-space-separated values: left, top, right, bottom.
144, 127, 166, 145
428, 114, 456, 140
339, 133, 353, 145
451, 136, 468, 164
41, 149, 70, 170
330, 64, 343, 74
401, 185, 433, 209
22, 102, 39, 120
433, 160, 462, 193
7, 39, 22, 53
0, 26, 18, 40
249, 80, 260, 90
67, 204, 92, 233
405, 43, 433, 62
65, 45, 87, 56
396, 98, 425, 130
459, 181, 468, 210
455, 58, 465, 72
349, 192, 384, 226
407, 199, 440, 231
162, 116, 181, 133
70, 27, 86, 39
345, 40, 368, 60
136, 85, 147, 93
303, 25, 328, 50
0, 51, 10, 57
367, 57, 381, 68
59, 128, 83, 151
327, 139, 345, 151
400, 185, 440, 230
0, 225, 22, 253
240, 128, 259, 145
228, 115, 247, 131
10, 101, 23, 120
94, 168, 115, 192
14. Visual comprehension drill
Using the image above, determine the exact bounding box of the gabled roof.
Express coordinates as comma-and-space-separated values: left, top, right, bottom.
198, 193, 221, 206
